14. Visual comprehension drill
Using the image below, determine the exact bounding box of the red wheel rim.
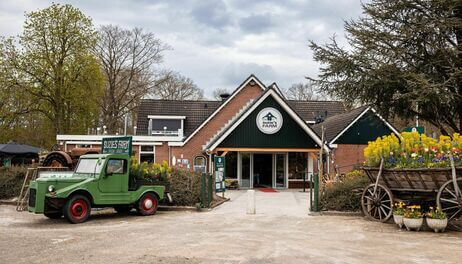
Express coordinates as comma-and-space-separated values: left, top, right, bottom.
141, 194, 157, 214
70, 199, 88, 220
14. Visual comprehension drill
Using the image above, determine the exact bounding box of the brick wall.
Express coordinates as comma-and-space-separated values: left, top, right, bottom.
330, 144, 366, 175
155, 143, 169, 164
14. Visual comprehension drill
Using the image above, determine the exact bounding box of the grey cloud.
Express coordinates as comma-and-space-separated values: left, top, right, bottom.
0, 0, 365, 98
190, 0, 233, 30
239, 14, 273, 33
222, 62, 278, 87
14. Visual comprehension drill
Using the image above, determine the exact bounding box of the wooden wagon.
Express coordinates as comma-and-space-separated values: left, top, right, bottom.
361, 158, 462, 222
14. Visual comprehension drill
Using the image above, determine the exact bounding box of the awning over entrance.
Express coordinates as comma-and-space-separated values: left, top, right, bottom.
205, 87, 329, 153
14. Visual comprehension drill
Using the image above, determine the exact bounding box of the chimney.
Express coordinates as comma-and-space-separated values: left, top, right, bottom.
219, 93, 230, 101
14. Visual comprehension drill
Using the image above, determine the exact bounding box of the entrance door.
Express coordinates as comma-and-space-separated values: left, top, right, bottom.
253, 154, 273, 187
274, 153, 287, 188
239, 153, 251, 188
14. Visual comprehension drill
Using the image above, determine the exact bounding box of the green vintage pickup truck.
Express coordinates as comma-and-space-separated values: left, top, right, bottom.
28, 153, 165, 223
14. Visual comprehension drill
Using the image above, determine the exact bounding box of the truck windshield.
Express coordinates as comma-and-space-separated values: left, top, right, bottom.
75, 159, 104, 175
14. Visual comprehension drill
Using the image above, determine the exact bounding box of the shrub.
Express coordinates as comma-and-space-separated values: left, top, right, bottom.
0, 166, 29, 200
130, 157, 171, 182
167, 167, 202, 206
130, 159, 202, 206
320, 170, 369, 211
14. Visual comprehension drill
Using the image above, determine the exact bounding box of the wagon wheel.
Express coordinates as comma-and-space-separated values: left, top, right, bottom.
361, 183, 393, 222
437, 177, 462, 221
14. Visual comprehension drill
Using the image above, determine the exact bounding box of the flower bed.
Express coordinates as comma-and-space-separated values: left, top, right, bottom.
364, 131, 462, 168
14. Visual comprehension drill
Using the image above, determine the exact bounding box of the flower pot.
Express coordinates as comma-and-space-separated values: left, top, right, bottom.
426, 218, 448, 233
403, 217, 423, 231
393, 214, 404, 228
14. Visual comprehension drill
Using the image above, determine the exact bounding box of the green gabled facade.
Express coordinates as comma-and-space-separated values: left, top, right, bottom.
334, 110, 395, 145
218, 96, 319, 149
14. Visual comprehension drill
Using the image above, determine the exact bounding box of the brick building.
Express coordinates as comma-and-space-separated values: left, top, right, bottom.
57, 75, 398, 188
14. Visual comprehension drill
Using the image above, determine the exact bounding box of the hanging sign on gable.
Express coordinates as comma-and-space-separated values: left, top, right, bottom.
256, 107, 283, 134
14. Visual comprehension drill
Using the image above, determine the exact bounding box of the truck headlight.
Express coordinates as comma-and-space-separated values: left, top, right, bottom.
48, 185, 55, 192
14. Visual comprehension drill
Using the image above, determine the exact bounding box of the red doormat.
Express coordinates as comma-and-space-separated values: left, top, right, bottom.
258, 188, 278, 193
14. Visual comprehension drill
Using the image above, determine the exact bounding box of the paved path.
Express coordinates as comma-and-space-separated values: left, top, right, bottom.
217, 189, 310, 217
1, 191, 462, 263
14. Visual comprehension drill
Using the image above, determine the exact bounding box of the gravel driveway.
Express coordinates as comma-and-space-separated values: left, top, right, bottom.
1, 190, 462, 264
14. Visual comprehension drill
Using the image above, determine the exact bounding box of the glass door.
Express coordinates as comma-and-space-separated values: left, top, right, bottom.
239, 153, 251, 188
275, 153, 286, 188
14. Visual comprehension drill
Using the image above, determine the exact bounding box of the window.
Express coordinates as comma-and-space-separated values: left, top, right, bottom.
106, 159, 126, 174
288, 152, 308, 180
75, 159, 104, 174
76, 144, 92, 148
148, 116, 185, 137
194, 156, 207, 173
139, 145, 155, 164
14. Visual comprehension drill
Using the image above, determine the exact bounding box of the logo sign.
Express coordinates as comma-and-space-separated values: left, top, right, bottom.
256, 107, 283, 134
403, 126, 425, 134
102, 136, 132, 155
214, 156, 226, 193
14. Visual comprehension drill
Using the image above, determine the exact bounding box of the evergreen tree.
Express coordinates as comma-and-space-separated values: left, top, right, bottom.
309, 0, 462, 135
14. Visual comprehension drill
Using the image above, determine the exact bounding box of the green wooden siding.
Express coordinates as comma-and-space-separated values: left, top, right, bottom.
334, 111, 394, 144
218, 96, 319, 148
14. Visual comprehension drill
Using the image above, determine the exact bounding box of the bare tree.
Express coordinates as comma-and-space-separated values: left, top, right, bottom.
212, 88, 229, 100
153, 72, 204, 100
284, 82, 320, 101
95, 25, 170, 133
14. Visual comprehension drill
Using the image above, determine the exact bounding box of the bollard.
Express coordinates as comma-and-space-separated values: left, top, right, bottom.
246, 190, 256, 214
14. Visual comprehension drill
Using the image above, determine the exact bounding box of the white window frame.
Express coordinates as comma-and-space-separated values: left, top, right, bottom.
139, 145, 156, 164
148, 116, 185, 138
193, 156, 207, 173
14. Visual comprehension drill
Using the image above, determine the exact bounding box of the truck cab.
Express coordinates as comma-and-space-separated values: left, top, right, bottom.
28, 153, 165, 223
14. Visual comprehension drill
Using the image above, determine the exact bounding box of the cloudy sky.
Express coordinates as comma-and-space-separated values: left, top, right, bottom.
0, 0, 365, 98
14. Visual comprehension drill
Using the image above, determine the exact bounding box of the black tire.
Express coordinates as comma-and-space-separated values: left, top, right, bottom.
63, 195, 91, 224
137, 193, 159, 216
42, 152, 70, 167
114, 205, 132, 214
44, 211, 63, 219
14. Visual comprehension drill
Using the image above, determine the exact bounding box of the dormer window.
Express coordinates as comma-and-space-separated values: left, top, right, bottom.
148, 115, 185, 138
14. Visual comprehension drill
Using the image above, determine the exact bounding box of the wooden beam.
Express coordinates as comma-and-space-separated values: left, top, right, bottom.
214, 147, 320, 153
220, 151, 228, 156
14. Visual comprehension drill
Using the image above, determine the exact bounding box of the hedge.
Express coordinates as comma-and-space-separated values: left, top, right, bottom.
166, 168, 202, 206
0, 166, 29, 200
320, 170, 370, 211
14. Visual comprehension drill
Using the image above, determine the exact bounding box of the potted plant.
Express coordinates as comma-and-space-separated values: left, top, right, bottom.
392, 201, 406, 228
403, 205, 423, 231
425, 207, 448, 233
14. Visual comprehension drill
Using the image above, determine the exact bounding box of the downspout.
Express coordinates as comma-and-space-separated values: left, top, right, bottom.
205, 149, 213, 174
168, 145, 171, 166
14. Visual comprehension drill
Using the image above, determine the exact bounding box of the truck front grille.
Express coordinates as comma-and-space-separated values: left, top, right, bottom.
28, 188, 36, 208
